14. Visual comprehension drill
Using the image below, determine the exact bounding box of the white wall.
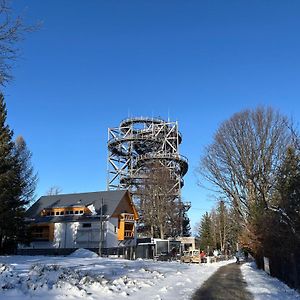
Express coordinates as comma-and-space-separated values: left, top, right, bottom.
53, 219, 120, 249
54, 222, 80, 248
105, 217, 118, 248
21, 218, 136, 249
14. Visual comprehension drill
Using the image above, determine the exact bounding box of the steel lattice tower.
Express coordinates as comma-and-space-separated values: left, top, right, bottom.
107, 117, 190, 235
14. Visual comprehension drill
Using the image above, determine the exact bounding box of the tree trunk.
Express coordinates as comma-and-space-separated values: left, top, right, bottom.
160, 224, 164, 239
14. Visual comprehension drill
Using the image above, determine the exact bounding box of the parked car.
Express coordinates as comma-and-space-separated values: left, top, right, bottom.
180, 250, 201, 263
180, 251, 191, 263
190, 250, 201, 263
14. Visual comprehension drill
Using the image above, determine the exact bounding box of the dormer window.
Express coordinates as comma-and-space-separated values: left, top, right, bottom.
41, 206, 90, 217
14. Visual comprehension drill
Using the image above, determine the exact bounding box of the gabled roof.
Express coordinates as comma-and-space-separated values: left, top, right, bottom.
26, 190, 130, 221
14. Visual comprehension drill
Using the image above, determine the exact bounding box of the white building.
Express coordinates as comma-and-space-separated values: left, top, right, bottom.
20, 190, 138, 254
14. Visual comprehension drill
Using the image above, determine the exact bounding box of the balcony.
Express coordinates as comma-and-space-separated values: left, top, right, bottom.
118, 214, 135, 240
124, 230, 134, 238
120, 213, 135, 222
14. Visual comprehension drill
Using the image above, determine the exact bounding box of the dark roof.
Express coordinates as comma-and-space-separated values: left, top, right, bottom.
26, 190, 128, 220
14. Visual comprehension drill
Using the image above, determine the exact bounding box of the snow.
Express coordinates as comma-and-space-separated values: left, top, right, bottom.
2, 252, 299, 300
0, 252, 233, 300
68, 248, 99, 258
87, 204, 97, 215
241, 262, 300, 300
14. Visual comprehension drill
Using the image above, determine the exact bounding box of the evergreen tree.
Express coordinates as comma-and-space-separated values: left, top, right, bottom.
275, 146, 300, 236
259, 146, 300, 287
0, 94, 36, 253
0, 93, 16, 252
182, 212, 191, 237
265, 146, 300, 249
198, 212, 213, 252
14, 135, 37, 207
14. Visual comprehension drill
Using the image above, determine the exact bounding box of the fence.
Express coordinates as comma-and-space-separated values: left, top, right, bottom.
266, 252, 300, 290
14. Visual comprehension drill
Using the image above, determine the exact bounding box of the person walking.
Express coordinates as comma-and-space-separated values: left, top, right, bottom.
235, 250, 240, 264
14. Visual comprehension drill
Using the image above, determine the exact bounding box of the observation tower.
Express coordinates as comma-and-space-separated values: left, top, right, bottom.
107, 117, 188, 199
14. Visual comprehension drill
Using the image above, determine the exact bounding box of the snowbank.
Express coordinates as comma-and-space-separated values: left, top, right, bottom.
241, 262, 300, 300
0, 255, 233, 300
69, 248, 99, 258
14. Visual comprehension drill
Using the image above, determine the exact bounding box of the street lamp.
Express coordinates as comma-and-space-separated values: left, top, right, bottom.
98, 197, 110, 256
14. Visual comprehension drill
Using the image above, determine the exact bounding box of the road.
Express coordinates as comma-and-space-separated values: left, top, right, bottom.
191, 263, 253, 300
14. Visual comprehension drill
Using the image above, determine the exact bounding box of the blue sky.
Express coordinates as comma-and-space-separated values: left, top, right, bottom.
4, 0, 300, 231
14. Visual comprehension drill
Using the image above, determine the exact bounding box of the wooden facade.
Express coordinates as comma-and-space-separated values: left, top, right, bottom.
117, 213, 135, 240
31, 223, 55, 241
40, 206, 91, 217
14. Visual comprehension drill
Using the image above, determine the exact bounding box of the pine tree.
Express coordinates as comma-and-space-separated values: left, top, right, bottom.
182, 212, 191, 237
198, 212, 213, 252
14, 135, 37, 207
259, 146, 300, 287
269, 146, 300, 244
0, 94, 36, 253
0, 93, 17, 252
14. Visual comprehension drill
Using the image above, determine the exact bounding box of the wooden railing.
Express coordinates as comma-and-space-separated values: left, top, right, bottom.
120, 213, 135, 222
124, 230, 134, 238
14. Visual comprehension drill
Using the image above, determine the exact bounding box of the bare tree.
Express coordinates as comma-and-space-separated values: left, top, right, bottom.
199, 107, 292, 250
139, 161, 178, 239
46, 186, 62, 196
211, 200, 229, 253
0, 0, 36, 85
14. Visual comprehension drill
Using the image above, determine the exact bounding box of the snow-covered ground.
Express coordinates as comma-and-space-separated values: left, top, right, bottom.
0, 249, 233, 300
2, 250, 299, 300
241, 262, 300, 300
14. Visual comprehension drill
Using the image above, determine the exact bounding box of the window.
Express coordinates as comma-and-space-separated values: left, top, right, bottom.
60, 211, 64, 215
31, 225, 50, 241
79, 210, 84, 214
51, 211, 54, 216
55, 211, 60, 216
46, 212, 51, 216
75, 211, 79, 214
69, 211, 74, 214
82, 223, 91, 228
66, 211, 70, 215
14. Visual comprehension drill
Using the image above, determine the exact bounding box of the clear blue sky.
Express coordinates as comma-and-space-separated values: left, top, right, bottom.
4, 0, 300, 232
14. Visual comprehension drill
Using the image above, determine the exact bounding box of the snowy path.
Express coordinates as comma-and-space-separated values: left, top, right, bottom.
192, 263, 253, 300
241, 262, 300, 300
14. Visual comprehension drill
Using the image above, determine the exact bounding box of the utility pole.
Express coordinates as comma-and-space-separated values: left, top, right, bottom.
99, 197, 103, 256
